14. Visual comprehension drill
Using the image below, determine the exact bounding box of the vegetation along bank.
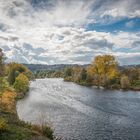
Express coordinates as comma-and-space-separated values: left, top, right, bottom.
33, 55, 140, 91
0, 48, 54, 140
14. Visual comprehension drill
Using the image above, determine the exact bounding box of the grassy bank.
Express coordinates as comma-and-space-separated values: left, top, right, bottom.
0, 89, 54, 140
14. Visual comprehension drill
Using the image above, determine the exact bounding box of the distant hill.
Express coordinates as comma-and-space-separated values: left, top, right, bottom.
24, 64, 89, 72
121, 64, 140, 69
24, 64, 140, 72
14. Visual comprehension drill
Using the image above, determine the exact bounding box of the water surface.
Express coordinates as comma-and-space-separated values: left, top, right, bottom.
17, 78, 140, 140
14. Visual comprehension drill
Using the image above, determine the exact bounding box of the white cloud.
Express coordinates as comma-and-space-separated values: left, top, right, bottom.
100, 0, 140, 18
0, 0, 140, 65
0, 26, 139, 65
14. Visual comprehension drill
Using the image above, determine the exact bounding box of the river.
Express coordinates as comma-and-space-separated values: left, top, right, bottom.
17, 78, 140, 140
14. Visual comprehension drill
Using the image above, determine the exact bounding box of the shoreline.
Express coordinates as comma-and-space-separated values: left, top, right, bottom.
0, 88, 53, 140
63, 78, 140, 91
34, 77, 140, 91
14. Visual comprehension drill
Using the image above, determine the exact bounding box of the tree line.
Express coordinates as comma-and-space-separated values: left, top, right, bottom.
64, 55, 140, 90
32, 54, 140, 90
0, 48, 33, 96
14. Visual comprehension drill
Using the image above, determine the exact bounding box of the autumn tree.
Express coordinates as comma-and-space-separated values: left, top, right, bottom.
72, 66, 82, 82
13, 73, 29, 93
7, 63, 32, 85
87, 55, 119, 87
122, 68, 139, 82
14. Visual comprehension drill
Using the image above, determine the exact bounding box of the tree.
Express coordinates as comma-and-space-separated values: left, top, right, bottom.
0, 117, 8, 132
122, 68, 139, 82
80, 68, 87, 81
0, 49, 5, 91
7, 63, 32, 85
0, 48, 4, 76
64, 68, 73, 77
120, 75, 130, 89
87, 55, 119, 87
14, 74, 29, 93
72, 66, 82, 82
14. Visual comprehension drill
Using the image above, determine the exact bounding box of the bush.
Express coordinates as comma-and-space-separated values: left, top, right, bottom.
42, 125, 54, 139
7, 63, 33, 85
0, 117, 8, 132
0, 77, 9, 92
31, 124, 54, 139
64, 76, 73, 81
1, 90, 17, 112
13, 74, 29, 94
120, 75, 130, 89
131, 80, 140, 86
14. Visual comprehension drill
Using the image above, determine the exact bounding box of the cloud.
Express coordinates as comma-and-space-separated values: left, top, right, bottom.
99, 0, 140, 19
125, 21, 135, 28
0, 0, 140, 28
0, 0, 140, 65
0, 26, 139, 65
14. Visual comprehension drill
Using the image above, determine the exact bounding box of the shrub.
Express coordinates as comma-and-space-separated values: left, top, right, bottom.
64, 76, 72, 81
14, 74, 29, 94
0, 117, 8, 132
0, 77, 9, 92
131, 80, 140, 87
1, 91, 17, 112
42, 125, 54, 139
31, 124, 54, 139
7, 63, 33, 85
120, 75, 130, 89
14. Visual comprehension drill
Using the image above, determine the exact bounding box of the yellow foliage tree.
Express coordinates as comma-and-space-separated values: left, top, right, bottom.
1, 91, 17, 112
87, 55, 119, 87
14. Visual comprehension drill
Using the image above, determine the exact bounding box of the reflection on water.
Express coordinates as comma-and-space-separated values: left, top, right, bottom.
17, 78, 140, 140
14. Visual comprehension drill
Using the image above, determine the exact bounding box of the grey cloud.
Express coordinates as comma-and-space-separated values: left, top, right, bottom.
0, 23, 9, 32
0, 45, 10, 51
0, 0, 139, 65
118, 54, 140, 65
0, 36, 18, 41
23, 43, 46, 54
1, 0, 140, 29
0, 36, 8, 41
81, 38, 113, 51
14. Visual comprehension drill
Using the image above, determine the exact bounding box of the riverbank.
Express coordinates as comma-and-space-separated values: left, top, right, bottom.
0, 89, 53, 140
64, 78, 140, 91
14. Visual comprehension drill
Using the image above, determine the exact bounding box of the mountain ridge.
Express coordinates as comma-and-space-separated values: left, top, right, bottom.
23, 63, 140, 72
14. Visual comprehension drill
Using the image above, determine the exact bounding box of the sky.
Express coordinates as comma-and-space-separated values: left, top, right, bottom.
0, 0, 140, 65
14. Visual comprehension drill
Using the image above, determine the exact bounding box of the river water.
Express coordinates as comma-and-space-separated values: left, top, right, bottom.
17, 78, 140, 140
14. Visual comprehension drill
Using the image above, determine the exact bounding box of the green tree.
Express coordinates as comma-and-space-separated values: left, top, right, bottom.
80, 68, 87, 81
64, 68, 73, 77
0, 49, 5, 91
14, 74, 29, 93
